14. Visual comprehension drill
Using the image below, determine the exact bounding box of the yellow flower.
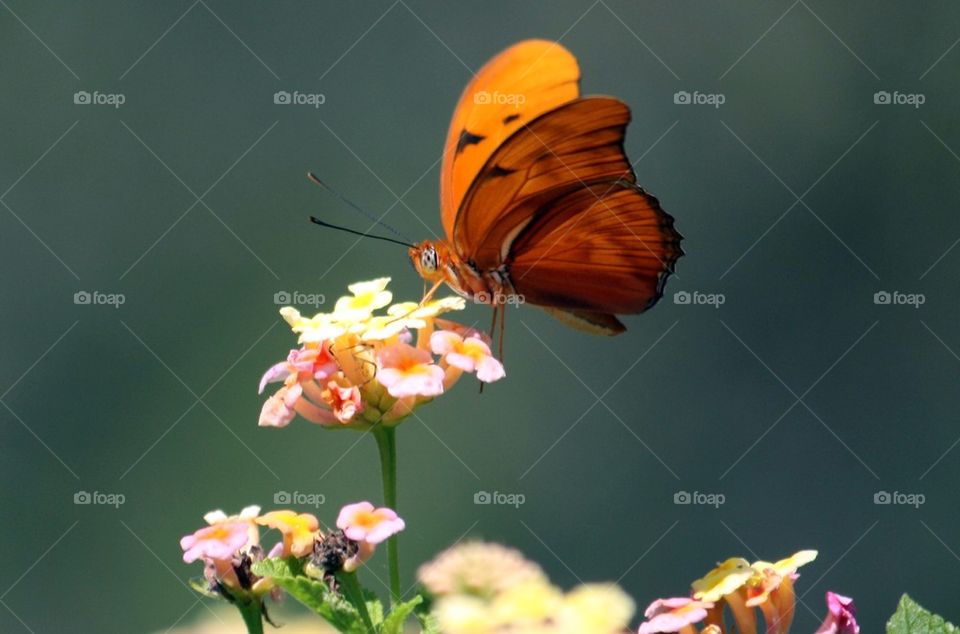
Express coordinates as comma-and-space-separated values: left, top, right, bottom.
556, 583, 635, 634
356, 297, 465, 341
692, 557, 754, 602
391, 296, 466, 319
433, 595, 493, 634
491, 580, 563, 625
255, 510, 320, 557
334, 277, 393, 321
746, 550, 817, 607
280, 307, 346, 344
360, 312, 426, 341
756, 549, 818, 577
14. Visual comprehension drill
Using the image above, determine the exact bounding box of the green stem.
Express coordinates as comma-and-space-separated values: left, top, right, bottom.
337, 571, 377, 634
235, 596, 264, 634
373, 424, 401, 604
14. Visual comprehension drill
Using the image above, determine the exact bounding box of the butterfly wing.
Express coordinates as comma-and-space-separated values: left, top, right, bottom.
508, 180, 681, 314
440, 39, 580, 240
453, 97, 682, 330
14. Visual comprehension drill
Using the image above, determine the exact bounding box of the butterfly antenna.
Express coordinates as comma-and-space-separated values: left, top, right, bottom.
310, 217, 414, 248
306, 172, 414, 243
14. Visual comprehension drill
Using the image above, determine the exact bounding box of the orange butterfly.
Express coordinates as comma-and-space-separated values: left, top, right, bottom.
408, 39, 683, 337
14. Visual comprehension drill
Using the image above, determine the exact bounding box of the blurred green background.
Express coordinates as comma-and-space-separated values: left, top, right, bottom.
2, 1, 960, 631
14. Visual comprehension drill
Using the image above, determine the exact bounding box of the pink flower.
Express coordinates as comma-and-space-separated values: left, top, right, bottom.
321, 381, 363, 423
180, 521, 250, 564
638, 597, 712, 634
258, 346, 337, 394
815, 592, 859, 634
430, 330, 505, 383
343, 540, 376, 573
258, 359, 291, 394
376, 342, 444, 398
337, 501, 405, 545
433, 318, 490, 344
258, 383, 302, 427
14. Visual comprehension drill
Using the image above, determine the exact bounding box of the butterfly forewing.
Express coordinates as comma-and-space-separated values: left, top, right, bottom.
441, 39, 580, 238
453, 97, 640, 269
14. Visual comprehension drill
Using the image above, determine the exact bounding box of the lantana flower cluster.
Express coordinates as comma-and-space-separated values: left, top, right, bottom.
258, 278, 505, 429
638, 550, 859, 634
417, 541, 635, 634
180, 502, 404, 599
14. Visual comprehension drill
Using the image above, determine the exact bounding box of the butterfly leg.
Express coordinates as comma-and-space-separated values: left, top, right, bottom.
479, 303, 501, 395
488, 303, 500, 349
498, 298, 506, 361
420, 279, 444, 306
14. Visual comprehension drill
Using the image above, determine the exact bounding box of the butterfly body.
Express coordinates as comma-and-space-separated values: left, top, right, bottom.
410, 240, 521, 307
411, 39, 683, 336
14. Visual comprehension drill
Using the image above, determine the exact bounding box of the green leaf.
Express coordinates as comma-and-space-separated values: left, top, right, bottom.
887, 594, 960, 633
381, 595, 423, 634
188, 578, 221, 600
416, 610, 442, 634
363, 590, 384, 627
271, 575, 368, 633
250, 556, 303, 579
253, 557, 369, 633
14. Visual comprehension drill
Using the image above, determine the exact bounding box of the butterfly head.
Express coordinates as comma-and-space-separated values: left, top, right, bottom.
409, 240, 449, 282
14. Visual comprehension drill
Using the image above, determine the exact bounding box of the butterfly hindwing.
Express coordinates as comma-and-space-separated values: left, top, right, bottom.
508, 180, 682, 315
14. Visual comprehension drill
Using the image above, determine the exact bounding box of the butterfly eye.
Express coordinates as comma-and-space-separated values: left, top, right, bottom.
421, 247, 438, 273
